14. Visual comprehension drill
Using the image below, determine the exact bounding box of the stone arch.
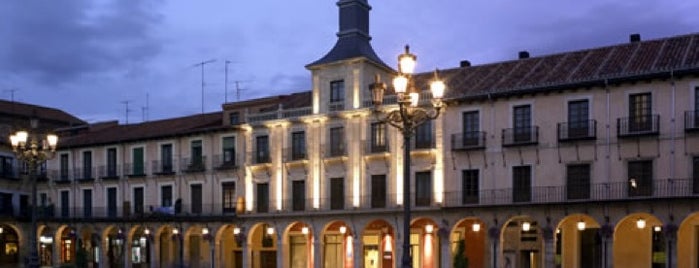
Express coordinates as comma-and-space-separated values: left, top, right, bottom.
248, 222, 278, 268
283, 221, 313, 268
361, 219, 395, 268
55, 224, 77, 266
452, 217, 488, 268
410, 217, 440, 268
182, 224, 212, 267
676, 212, 699, 268
500, 215, 544, 268
215, 224, 241, 267
321, 220, 354, 268
613, 212, 663, 268
555, 213, 602, 268
0, 223, 21, 266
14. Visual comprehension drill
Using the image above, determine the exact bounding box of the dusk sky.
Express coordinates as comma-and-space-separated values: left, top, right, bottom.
1, 0, 697, 123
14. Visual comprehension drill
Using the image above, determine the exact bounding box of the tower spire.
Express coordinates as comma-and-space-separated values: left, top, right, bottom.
306, 0, 389, 70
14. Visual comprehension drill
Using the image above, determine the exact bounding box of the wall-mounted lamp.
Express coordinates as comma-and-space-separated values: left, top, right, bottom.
172, 228, 179, 235
339, 226, 347, 234
301, 227, 309, 235
636, 218, 646, 229
233, 227, 241, 235
425, 224, 434, 234
472, 223, 481, 232
522, 221, 531, 232
577, 220, 586, 231
653, 226, 662, 232
266, 227, 275, 236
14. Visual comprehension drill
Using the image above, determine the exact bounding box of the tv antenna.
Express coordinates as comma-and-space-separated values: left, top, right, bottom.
121, 100, 132, 124
3, 88, 18, 102
192, 59, 216, 113
234, 80, 251, 101
141, 93, 150, 122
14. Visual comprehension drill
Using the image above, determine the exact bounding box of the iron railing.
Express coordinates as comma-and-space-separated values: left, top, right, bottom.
617, 115, 660, 137
365, 139, 389, 154
502, 126, 539, 146
557, 120, 597, 141
685, 110, 699, 132
98, 164, 121, 180
151, 160, 176, 175
181, 157, 206, 173
451, 131, 486, 150
212, 154, 238, 170
123, 163, 147, 177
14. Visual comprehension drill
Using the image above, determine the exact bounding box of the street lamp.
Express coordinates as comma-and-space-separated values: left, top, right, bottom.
369, 45, 445, 268
9, 119, 58, 268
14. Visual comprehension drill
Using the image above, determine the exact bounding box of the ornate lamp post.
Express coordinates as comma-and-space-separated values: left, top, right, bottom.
370, 45, 445, 268
9, 120, 58, 268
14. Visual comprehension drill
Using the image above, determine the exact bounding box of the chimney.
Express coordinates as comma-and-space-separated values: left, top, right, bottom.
629, 33, 641, 43
460, 60, 471, 68
518, 51, 530, 59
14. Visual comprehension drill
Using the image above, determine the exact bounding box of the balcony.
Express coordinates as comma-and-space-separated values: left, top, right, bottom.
98, 165, 121, 180
246, 106, 313, 124
285, 148, 307, 162
253, 152, 271, 165
442, 178, 698, 207
365, 140, 389, 154
325, 144, 347, 158
213, 154, 238, 170
123, 163, 147, 178
181, 157, 206, 173
451, 131, 486, 151
28, 203, 238, 221
328, 101, 344, 112
617, 115, 659, 137
502, 126, 539, 147
685, 111, 699, 132
412, 138, 435, 150
557, 120, 597, 141
74, 167, 96, 183
152, 160, 176, 175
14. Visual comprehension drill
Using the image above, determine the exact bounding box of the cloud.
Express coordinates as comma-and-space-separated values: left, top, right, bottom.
0, 0, 163, 86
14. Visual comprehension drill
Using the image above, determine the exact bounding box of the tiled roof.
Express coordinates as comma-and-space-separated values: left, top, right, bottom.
59, 112, 224, 148
411, 33, 699, 100
0, 99, 85, 126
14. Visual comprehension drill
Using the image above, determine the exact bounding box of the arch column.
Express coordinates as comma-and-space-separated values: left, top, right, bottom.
149, 237, 156, 268
542, 225, 555, 268
395, 233, 404, 268
665, 223, 678, 268
241, 240, 249, 268
313, 234, 321, 268
439, 226, 450, 268
353, 235, 361, 268
488, 227, 500, 268
600, 223, 613, 268
276, 233, 283, 268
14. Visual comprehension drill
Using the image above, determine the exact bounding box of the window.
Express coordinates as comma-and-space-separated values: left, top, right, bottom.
462, 170, 479, 204
513, 105, 532, 142
60, 154, 69, 181
190, 140, 203, 169
132, 147, 145, 176
628, 160, 652, 197
222, 182, 236, 213
133, 187, 144, 215
229, 112, 240, 125
256, 183, 269, 213
567, 164, 590, 200
292, 180, 306, 211
191, 184, 202, 214
415, 171, 432, 207
107, 187, 117, 218
329, 127, 345, 156
513, 166, 531, 202
106, 148, 117, 178
694, 157, 699, 194
82, 151, 92, 180
161, 185, 173, 207
0, 156, 14, 179
415, 121, 433, 149
330, 80, 345, 102
370, 123, 387, 152
568, 100, 590, 138
256, 136, 270, 163
82, 189, 92, 218
291, 131, 306, 160
160, 144, 173, 173
60, 191, 69, 218
330, 178, 344, 210
371, 175, 386, 208
462, 111, 480, 146
629, 93, 652, 132
222, 137, 236, 166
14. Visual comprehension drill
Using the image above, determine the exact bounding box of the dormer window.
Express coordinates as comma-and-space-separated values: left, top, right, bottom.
330, 80, 345, 103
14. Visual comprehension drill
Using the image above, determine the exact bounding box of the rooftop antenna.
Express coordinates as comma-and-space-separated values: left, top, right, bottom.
234, 80, 251, 101
121, 100, 132, 124
141, 93, 149, 122
3, 88, 18, 102
225, 60, 232, 103
192, 59, 216, 113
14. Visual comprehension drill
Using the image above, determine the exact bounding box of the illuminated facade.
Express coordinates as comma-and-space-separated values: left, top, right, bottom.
2, 0, 699, 267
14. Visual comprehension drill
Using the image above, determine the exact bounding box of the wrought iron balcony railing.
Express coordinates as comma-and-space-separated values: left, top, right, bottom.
151, 160, 176, 175
365, 139, 389, 154
557, 120, 597, 141
502, 126, 539, 146
617, 114, 660, 137
98, 165, 121, 180
451, 131, 486, 150
123, 163, 147, 178
213, 154, 238, 170
685, 110, 699, 132
181, 157, 206, 173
